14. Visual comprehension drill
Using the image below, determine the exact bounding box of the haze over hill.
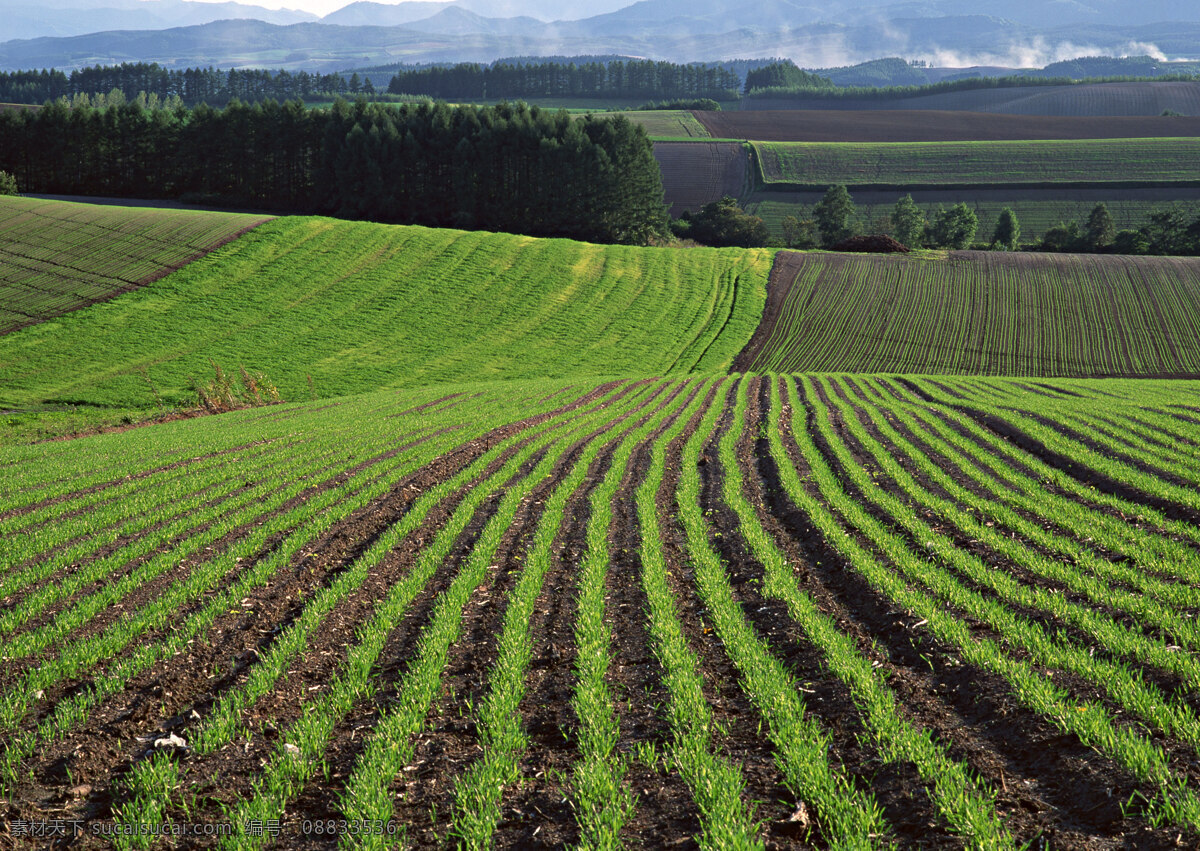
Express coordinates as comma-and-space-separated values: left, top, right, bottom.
1, 0, 1198, 71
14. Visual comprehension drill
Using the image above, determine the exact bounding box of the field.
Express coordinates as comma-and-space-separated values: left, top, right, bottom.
5, 371, 1200, 848
745, 190, 1200, 244
8, 195, 1200, 848
740, 80, 1200, 117
737, 250, 1200, 375
0, 196, 269, 334
652, 142, 749, 214
695, 108, 1200, 143
752, 138, 1200, 189
0, 214, 770, 411
622, 110, 712, 139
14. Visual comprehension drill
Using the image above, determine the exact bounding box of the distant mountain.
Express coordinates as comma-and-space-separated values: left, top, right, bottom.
0, 0, 315, 42
1, 0, 1199, 73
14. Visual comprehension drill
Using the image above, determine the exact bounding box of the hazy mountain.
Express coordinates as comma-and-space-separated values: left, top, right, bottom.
0, 0, 315, 41
1, 0, 1198, 73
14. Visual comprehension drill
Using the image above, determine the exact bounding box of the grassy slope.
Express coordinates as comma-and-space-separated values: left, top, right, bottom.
0, 214, 770, 411
743, 250, 1200, 376
0, 196, 269, 334
753, 138, 1200, 187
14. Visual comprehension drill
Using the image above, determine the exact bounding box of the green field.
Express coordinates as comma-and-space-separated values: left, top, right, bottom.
0, 214, 770, 412
622, 110, 713, 138
753, 138, 1200, 187
745, 196, 1194, 243
0, 196, 268, 334
739, 249, 1200, 375
8, 196, 1200, 848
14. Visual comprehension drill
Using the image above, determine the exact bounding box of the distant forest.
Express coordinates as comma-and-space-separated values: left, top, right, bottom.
0, 64, 369, 107
0, 99, 667, 244
387, 60, 741, 100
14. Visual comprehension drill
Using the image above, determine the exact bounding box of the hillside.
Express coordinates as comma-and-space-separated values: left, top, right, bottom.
0, 211, 770, 411
0, 196, 269, 335
737, 249, 1200, 376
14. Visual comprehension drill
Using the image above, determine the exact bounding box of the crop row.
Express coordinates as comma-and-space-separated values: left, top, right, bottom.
742, 249, 1200, 376
752, 138, 1200, 187
4, 375, 1200, 846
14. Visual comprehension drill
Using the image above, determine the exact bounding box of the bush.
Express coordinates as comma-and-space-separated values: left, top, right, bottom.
0, 170, 17, 196
680, 196, 769, 247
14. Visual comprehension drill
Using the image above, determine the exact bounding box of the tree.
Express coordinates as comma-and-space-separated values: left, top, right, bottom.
991, 207, 1020, 250
813, 185, 857, 248
1144, 204, 1190, 255
1039, 221, 1085, 252
1084, 202, 1115, 250
929, 203, 978, 249
891, 194, 926, 248
1113, 228, 1150, 255
684, 196, 769, 247
0, 170, 17, 195
781, 214, 818, 249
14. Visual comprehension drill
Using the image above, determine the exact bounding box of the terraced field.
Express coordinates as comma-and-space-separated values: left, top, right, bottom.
0, 214, 770, 409
737, 250, 1200, 375
5, 373, 1200, 848
752, 138, 1200, 188
0, 196, 269, 334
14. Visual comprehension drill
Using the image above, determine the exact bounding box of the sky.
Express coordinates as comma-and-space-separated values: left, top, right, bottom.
184, 0, 450, 17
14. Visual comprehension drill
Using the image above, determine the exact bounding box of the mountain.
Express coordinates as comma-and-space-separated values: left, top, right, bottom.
1, 0, 1198, 73
0, 0, 315, 42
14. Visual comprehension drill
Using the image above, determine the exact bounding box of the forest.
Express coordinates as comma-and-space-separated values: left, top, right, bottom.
0, 64, 366, 107
387, 60, 740, 101
0, 99, 668, 244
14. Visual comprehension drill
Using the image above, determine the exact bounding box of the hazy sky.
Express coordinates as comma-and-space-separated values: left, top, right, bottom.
187, 0, 449, 17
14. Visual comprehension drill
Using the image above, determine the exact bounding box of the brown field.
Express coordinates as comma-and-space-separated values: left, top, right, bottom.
696, 108, 1200, 142
652, 141, 748, 214
738, 81, 1200, 118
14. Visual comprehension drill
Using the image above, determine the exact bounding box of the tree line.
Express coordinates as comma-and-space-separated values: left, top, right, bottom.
0, 98, 667, 244
0, 64, 370, 107
387, 60, 740, 101
680, 188, 1200, 255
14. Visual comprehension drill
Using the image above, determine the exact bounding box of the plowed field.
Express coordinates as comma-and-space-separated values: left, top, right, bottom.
5, 374, 1200, 849
653, 141, 748, 214
696, 108, 1200, 142
737, 81, 1200, 118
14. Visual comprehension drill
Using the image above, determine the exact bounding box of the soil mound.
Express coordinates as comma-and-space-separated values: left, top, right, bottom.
831, 234, 911, 253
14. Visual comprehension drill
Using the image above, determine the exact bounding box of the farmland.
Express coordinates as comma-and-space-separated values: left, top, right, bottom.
653, 142, 749, 214
0, 196, 268, 334
737, 249, 1200, 375
752, 138, 1200, 189
741, 80, 1200, 117
5, 371, 1200, 848
0, 213, 770, 411
694, 108, 1200, 143
621, 110, 713, 139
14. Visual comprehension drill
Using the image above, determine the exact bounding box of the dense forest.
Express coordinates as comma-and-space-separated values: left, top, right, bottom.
387, 60, 740, 100
0, 99, 667, 243
0, 64, 368, 107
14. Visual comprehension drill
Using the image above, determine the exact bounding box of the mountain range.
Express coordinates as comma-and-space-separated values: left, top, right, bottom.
0, 0, 1198, 72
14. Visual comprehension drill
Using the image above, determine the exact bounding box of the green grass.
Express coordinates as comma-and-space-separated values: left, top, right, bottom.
752, 138, 1200, 187
621, 110, 712, 139
0, 196, 268, 334
0, 213, 771, 416
741, 250, 1200, 375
